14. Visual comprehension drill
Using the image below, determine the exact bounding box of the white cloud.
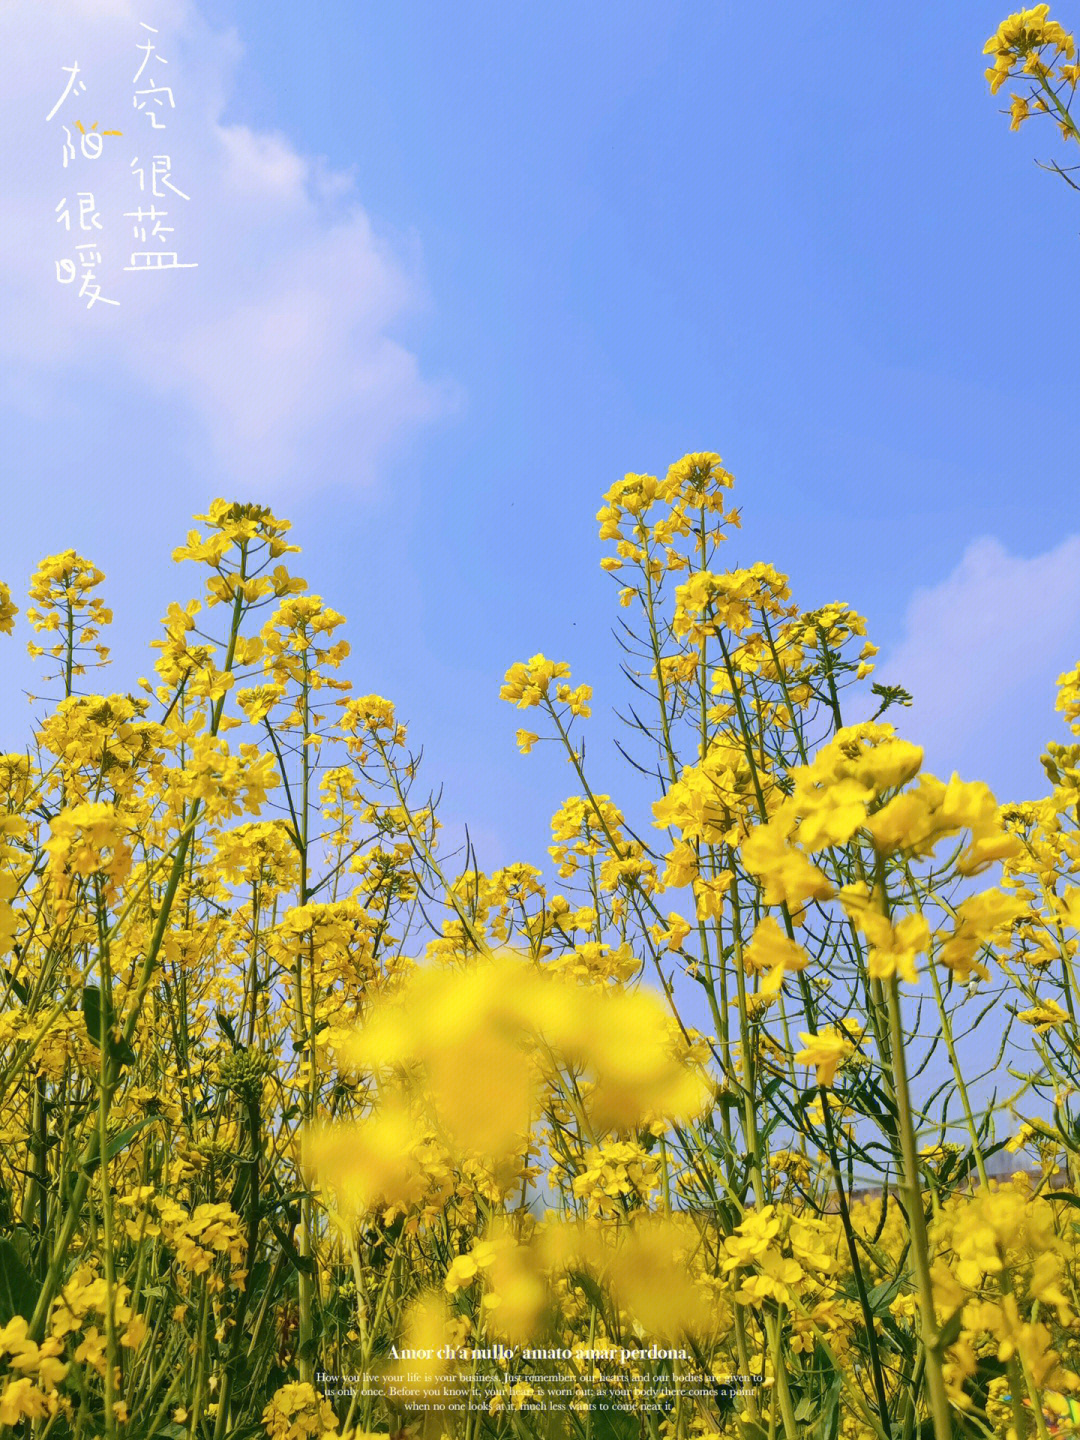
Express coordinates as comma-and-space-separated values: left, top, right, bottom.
876, 534, 1080, 793
0, 0, 455, 487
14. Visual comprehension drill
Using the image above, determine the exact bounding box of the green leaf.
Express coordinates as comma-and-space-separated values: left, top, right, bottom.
2, 968, 28, 1004
6, 1230, 30, 1268
81, 1118, 157, 1175
866, 1273, 904, 1312
938, 1302, 966, 1352
733, 1423, 768, 1440
216, 1010, 240, 1048
261, 1189, 309, 1216
82, 986, 135, 1067
567, 1267, 607, 1316
1047, 1190, 1080, 1211
269, 1220, 315, 1276
82, 985, 104, 1046
247, 1259, 273, 1296
105, 1118, 156, 1162
812, 1373, 842, 1440
0, 1237, 40, 1323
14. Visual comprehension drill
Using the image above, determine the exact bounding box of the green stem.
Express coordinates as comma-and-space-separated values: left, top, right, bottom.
884, 978, 953, 1440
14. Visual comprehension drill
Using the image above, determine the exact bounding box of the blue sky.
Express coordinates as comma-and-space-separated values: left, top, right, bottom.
2, 0, 1079, 873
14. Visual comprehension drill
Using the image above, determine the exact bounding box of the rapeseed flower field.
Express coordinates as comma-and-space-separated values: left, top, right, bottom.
1, 9, 1079, 1439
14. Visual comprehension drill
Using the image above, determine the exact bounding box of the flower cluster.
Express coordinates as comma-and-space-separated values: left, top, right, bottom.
0, 389, 1079, 1440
